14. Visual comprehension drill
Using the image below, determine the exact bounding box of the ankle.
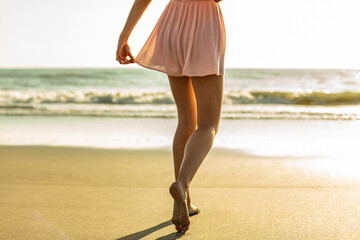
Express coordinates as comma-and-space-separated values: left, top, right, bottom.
176, 180, 189, 192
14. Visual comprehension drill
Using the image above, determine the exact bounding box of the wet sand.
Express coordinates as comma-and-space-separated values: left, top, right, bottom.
1, 145, 360, 239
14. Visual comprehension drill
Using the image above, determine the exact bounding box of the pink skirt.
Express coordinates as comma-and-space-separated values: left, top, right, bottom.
135, 0, 226, 77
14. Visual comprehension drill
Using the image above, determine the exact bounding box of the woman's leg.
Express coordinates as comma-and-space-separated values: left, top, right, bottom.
168, 75, 200, 216
177, 74, 223, 187
169, 74, 224, 232
168, 75, 197, 180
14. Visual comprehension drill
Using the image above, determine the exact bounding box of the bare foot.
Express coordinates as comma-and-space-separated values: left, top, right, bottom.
188, 203, 200, 216
186, 189, 200, 216
169, 181, 190, 233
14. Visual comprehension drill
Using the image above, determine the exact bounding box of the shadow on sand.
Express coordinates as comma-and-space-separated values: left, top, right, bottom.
116, 219, 185, 240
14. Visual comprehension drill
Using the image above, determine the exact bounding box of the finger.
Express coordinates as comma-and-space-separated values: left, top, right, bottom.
116, 54, 131, 64
127, 58, 135, 63
119, 58, 131, 64
117, 58, 126, 64
124, 55, 135, 64
128, 52, 135, 61
121, 52, 135, 63
116, 56, 124, 64
116, 54, 123, 61
121, 60, 133, 65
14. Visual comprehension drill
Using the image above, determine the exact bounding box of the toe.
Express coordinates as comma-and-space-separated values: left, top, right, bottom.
175, 225, 182, 232
189, 208, 200, 216
179, 225, 188, 232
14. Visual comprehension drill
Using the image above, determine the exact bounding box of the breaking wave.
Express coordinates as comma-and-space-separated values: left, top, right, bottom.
1, 89, 360, 106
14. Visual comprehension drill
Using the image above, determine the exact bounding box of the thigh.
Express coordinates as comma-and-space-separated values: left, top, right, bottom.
168, 75, 197, 127
191, 74, 224, 131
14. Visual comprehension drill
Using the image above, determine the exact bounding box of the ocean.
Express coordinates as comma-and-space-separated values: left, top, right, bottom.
1, 68, 360, 120
1, 68, 360, 157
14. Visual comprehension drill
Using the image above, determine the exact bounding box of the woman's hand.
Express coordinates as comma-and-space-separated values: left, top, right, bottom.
116, 38, 135, 65
115, 0, 152, 65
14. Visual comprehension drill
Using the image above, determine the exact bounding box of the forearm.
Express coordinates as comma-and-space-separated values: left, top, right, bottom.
119, 0, 152, 42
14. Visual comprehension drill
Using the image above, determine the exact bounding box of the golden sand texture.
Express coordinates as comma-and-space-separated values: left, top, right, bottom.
1, 146, 360, 239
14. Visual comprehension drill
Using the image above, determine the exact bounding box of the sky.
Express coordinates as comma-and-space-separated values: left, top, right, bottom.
1, 0, 360, 69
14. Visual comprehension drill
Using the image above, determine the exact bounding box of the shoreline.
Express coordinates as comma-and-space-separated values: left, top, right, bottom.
1, 116, 360, 158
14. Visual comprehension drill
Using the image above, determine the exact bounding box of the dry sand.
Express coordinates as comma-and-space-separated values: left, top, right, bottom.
1, 145, 360, 239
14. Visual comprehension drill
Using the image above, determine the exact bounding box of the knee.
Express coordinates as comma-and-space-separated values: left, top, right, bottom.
197, 123, 219, 137
178, 121, 196, 134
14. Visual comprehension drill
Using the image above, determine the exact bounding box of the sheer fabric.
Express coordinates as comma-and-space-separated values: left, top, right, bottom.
135, 0, 226, 77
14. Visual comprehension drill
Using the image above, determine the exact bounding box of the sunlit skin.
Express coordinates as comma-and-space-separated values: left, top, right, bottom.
168, 75, 223, 232
116, 0, 223, 233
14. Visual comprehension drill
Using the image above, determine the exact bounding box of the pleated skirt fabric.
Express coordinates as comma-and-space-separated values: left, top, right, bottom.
135, 0, 226, 77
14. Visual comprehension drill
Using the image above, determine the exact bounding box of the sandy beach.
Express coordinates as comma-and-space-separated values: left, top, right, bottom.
1, 145, 360, 240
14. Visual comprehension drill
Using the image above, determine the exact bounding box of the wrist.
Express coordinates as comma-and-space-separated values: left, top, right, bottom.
119, 32, 129, 42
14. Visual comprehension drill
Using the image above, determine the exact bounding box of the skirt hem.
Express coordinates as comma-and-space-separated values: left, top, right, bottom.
135, 60, 224, 77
